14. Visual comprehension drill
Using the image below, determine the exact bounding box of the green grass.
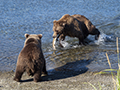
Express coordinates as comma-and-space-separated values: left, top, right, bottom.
89, 37, 120, 90
116, 37, 120, 90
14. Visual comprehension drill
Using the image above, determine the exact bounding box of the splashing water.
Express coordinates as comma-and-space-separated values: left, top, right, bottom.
94, 33, 115, 45
60, 40, 70, 48
56, 33, 116, 49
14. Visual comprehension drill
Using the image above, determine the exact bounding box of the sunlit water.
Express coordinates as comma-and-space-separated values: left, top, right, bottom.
0, 0, 120, 73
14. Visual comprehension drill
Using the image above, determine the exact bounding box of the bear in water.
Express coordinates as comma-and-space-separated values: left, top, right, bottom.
52, 14, 100, 48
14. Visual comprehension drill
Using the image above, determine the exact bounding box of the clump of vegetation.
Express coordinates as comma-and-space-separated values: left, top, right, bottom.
89, 37, 120, 90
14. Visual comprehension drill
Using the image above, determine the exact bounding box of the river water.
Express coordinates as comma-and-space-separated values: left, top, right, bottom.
0, 0, 120, 73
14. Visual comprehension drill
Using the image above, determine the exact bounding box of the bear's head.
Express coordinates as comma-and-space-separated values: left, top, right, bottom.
24, 34, 42, 47
52, 14, 71, 38
52, 20, 66, 38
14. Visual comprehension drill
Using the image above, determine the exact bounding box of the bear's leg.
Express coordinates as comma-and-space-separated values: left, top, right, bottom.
59, 34, 66, 47
42, 61, 48, 76
95, 29, 100, 40
13, 66, 25, 82
59, 34, 66, 41
78, 37, 86, 45
33, 70, 41, 82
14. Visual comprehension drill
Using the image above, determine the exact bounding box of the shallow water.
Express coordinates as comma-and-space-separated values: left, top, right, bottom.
0, 0, 120, 72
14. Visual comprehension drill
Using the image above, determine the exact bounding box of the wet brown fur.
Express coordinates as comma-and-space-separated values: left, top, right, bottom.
53, 14, 100, 45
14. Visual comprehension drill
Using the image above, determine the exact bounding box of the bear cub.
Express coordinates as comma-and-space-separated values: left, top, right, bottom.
13, 34, 48, 82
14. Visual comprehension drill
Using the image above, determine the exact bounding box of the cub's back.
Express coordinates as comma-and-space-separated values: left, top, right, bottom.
19, 43, 41, 62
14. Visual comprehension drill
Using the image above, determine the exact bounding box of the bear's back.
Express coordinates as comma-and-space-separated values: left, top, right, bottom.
20, 43, 41, 61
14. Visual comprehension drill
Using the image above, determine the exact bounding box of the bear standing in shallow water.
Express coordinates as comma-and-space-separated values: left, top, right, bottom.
52, 14, 100, 48
14, 34, 48, 82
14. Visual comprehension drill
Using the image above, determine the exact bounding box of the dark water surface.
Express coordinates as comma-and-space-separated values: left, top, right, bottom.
0, 0, 120, 72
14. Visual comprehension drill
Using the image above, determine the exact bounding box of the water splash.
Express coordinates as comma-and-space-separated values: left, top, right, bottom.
94, 33, 115, 45
58, 40, 83, 49
59, 40, 71, 49
60, 33, 116, 48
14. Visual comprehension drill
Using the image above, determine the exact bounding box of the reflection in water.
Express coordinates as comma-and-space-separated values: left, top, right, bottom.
46, 45, 99, 70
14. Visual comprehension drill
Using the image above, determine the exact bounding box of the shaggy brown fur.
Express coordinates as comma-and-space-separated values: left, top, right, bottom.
13, 34, 47, 82
53, 14, 100, 45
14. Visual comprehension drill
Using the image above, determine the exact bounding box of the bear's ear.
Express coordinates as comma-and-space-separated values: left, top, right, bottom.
38, 34, 42, 39
59, 22, 66, 27
25, 34, 30, 38
53, 20, 57, 23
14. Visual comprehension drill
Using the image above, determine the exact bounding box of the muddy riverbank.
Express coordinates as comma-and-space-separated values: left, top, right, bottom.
0, 70, 114, 90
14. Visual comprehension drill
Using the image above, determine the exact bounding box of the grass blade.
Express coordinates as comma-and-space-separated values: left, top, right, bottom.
106, 53, 112, 69
88, 82, 97, 90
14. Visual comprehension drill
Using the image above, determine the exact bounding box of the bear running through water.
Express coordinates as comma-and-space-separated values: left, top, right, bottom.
13, 34, 48, 82
52, 14, 100, 49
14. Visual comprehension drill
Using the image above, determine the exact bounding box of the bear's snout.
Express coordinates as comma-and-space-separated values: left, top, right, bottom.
53, 36, 56, 38
52, 32, 57, 38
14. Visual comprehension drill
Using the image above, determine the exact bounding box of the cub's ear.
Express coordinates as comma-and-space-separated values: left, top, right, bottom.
53, 20, 57, 23
38, 34, 42, 39
25, 34, 30, 38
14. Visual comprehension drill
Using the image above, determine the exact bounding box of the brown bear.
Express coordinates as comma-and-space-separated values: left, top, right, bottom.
52, 14, 100, 47
13, 34, 48, 82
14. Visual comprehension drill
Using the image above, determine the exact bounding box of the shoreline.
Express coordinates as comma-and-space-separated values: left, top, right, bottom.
0, 70, 114, 90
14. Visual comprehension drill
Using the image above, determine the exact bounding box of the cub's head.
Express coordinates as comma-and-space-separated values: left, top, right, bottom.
52, 20, 66, 38
24, 34, 42, 46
